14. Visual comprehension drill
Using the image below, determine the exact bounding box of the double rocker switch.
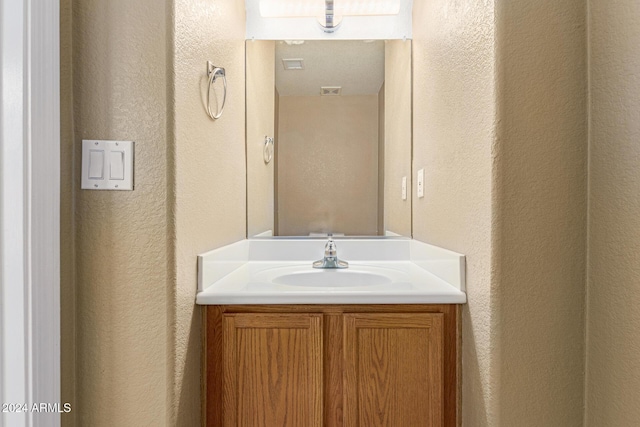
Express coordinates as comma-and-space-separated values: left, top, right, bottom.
81, 140, 134, 190
88, 150, 124, 180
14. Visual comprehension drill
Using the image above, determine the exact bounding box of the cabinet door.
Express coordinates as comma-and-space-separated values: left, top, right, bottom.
343, 313, 444, 427
223, 313, 323, 427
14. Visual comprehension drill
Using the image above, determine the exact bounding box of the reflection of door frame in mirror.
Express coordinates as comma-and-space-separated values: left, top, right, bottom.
274, 88, 280, 236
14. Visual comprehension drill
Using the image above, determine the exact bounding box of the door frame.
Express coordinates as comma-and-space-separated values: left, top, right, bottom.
1, 0, 61, 425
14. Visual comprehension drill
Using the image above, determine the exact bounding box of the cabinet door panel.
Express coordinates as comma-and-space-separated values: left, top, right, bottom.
343, 313, 444, 427
223, 313, 322, 427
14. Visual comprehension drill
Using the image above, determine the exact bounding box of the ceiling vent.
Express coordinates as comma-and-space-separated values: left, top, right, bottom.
282, 58, 304, 70
320, 86, 342, 96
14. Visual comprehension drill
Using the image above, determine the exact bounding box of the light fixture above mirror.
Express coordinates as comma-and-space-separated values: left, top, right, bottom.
246, 0, 412, 40
259, 0, 401, 33
259, 0, 401, 18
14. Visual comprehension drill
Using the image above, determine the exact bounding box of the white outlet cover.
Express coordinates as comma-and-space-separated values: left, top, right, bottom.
417, 168, 424, 198
402, 176, 407, 200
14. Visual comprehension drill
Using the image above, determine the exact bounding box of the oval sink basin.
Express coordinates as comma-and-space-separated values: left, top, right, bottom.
272, 270, 392, 288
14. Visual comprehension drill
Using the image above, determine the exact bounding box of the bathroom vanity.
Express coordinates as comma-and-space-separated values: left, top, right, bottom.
202, 13, 462, 424
205, 304, 456, 426
197, 238, 465, 426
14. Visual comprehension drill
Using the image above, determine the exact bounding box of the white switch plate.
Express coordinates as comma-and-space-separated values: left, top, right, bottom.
81, 140, 134, 190
417, 168, 424, 198
401, 176, 407, 200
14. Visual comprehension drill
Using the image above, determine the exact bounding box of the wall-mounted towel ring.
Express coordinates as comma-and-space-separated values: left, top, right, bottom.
206, 61, 226, 120
263, 136, 274, 164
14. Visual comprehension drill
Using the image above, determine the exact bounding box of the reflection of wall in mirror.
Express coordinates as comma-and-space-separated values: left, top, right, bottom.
277, 95, 380, 236
246, 40, 275, 237
384, 40, 412, 237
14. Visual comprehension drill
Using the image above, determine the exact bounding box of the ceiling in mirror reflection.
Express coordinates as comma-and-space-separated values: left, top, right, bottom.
275, 40, 384, 96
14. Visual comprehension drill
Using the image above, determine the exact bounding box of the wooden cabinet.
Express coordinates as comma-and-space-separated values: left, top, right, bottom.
343, 313, 444, 426
205, 305, 457, 427
222, 314, 323, 427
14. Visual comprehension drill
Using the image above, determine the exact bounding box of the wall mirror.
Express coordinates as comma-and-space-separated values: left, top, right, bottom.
246, 39, 412, 238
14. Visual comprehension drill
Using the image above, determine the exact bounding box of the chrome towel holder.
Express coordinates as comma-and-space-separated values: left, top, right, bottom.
263, 136, 274, 164
206, 61, 226, 120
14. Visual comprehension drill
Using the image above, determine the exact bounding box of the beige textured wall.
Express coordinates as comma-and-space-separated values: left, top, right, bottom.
60, 0, 75, 425
246, 40, 275, 237
171, 0, 246, 425
586, 0, 640, 424
72, 0, 170, 425
65, 1, 245, 426
384, 40, 412, 236
277, 95, 379, 236
412, 0, 497, 423
414, 0, 587, 424
62, 2, 601, 425
495, 0, 587, 425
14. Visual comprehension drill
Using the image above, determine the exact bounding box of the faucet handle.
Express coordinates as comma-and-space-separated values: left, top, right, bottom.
313, 237, 348, 269
324, 238, 337, 257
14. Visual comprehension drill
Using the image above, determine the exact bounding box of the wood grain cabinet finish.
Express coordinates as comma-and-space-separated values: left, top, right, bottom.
343, 313, 443, 427
222, 314, 323, 427
205, 305, 457, 427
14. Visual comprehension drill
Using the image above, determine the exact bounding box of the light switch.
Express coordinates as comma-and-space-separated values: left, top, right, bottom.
82, 140, 134, 190
88, 150, 104, 179
417, 168, 424, 198
110, 151, 125, 180
402, 176, 407, 200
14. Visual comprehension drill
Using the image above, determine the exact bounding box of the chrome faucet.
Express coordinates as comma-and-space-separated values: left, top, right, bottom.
313, 237, 349, 269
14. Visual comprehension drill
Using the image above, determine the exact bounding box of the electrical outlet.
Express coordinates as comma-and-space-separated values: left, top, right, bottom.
402, 176, 407, 200
417, 168, 424, 198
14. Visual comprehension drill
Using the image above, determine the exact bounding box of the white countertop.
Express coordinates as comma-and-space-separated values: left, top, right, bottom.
196, 238, 466, 305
